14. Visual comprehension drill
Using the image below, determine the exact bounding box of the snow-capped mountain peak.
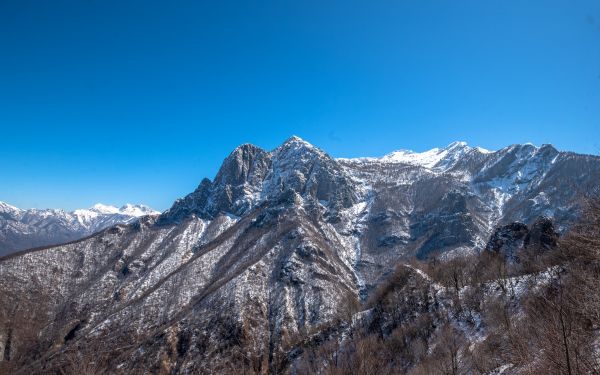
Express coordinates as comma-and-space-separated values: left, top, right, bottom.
379, 141, 486, 169
90, 203, 121, 215
446, 140, 468, 149
274, 135, 327, 158
119, 204, 159, 217
275, 135, 323, 156
0, 201, 22, 214
87, 203, 158, 216
0, 202, 160, 255
283, 135, 311, 146
271, 135, 329, 169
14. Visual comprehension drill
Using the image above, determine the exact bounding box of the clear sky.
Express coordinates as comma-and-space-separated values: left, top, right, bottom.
1, 0, 599, 211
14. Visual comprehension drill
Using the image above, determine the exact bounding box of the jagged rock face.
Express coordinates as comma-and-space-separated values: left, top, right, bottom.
524, 216, 559, 251
485, 217, 559, 261
264, 137, 358, 212
162, 137, 359, 223
338, 141, 599, 271
211, 144, 272, 214
0, 202, 158, 256
485, 222, 530, 260
161, 144, 272, 222
0, 138, 599, 373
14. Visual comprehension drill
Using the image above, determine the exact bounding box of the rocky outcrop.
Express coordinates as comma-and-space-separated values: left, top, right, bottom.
160, 143, 272, 222
524, 216, 559, 252
485, 216, 559, 261
485, 222, 529, 260
161, 136, 358, 224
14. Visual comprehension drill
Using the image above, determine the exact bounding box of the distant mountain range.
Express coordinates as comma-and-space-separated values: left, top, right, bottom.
0, 202, 159, 256
1, 137, 599, 373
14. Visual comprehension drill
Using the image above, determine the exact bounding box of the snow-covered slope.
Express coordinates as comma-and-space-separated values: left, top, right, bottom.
0, 137, 598, 373
0, 202, 159, 255
340, 141, 491, 171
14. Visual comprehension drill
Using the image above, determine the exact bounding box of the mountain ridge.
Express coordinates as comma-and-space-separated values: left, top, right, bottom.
0, 202, 159, 255
1, 137, 599, 373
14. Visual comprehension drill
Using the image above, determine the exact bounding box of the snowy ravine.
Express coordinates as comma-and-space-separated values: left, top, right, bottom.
0, 136, 599, 373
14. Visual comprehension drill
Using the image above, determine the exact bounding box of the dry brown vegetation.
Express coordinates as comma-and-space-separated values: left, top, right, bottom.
292, 200, 600, 374
2, 201, 600, 374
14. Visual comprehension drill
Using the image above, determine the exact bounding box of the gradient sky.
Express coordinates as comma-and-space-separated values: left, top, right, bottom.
1, 0, 599, 211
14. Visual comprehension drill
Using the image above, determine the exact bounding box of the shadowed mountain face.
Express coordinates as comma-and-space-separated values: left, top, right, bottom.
0, 137, 598, 373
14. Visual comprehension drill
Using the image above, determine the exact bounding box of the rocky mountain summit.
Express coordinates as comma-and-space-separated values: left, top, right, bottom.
0, 137, 599, 373
0, 202, 159, 256
160, 137, 358, 224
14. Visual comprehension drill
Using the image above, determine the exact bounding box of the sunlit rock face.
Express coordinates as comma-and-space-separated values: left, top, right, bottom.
0, 138, 598, 373
160, 136, 359, 224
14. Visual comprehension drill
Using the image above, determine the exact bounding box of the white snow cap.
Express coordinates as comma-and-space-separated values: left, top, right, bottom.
287, 135, 307, 143
118, 204, 159, 216
281, 135, 315, 148
0, 202, 159, 217
0, 201, 22, 213
336, 141, 499, 173
90, 203, 121, 215
380, 141, 489, 168
273, 135, 324, 158
90, 203, 159, 216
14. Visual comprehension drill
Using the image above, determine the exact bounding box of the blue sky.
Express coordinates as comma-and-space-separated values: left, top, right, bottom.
1, 0, 599, 211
